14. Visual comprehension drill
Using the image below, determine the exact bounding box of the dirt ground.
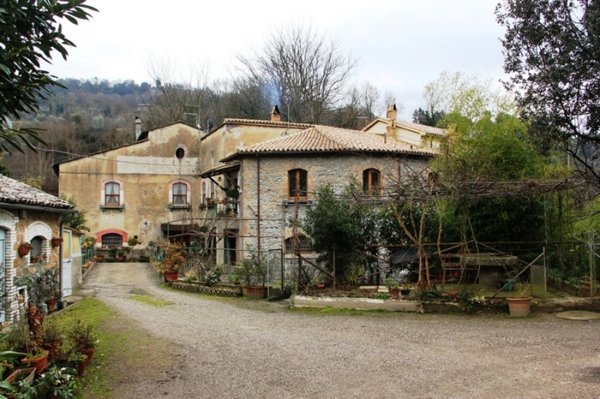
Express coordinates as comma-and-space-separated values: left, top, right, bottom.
80, 262, 600, 399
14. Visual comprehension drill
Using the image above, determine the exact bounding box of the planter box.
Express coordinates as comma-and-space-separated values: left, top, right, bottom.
242, 285, 268, 299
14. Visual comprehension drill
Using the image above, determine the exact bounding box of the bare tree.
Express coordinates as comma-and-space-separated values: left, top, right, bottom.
238, 25, 356, 124
141, 59, 211, 130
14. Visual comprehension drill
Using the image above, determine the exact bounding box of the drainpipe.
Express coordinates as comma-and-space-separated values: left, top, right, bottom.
256, 157, 261, 253
58, 221, 63, 298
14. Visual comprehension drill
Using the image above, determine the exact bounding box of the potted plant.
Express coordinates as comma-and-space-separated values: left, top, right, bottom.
50, 237, 63, 248
41, 320, 63, 362
238, 251, 268, 298
507, 282, 533, 317
18, 242, 33, 257
385, 277, 400, 299
67, 320, 97, 376
226, 187, 239, 200
158, 242, 186, 282
19, 306, 50, 373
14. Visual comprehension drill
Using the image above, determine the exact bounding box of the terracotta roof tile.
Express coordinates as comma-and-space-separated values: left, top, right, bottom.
363, 118, 447, 136
222, 125, 437, 161
0, 175, 73, 210
222, 118, 313, 129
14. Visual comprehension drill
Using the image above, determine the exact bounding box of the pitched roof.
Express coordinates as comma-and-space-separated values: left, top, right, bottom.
221, 125, 436, 161
202, 118, 314, 140
363, 118, 446, 136
54, 122, 201, 168
0, 175, 73, 210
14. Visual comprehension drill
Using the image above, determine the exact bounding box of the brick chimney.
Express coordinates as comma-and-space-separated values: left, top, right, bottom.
134, 116, 142, 141
387, 104, 397, 121
271, 105, 281, 122
385, 104, 397, 144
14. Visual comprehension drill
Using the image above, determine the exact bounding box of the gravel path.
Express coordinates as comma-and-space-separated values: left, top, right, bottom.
82, 262, 600, 399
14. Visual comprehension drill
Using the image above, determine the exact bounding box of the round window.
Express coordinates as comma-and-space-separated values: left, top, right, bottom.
175, 147, 185, 159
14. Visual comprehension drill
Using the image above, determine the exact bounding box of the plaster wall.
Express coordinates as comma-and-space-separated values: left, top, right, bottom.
58, 124, 202, 246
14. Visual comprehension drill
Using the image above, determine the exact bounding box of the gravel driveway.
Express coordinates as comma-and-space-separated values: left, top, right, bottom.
82, 262, 600, 399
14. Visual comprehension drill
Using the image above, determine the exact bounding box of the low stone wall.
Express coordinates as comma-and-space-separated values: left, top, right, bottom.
292, 295, 423, 312
170, 281, 242, 297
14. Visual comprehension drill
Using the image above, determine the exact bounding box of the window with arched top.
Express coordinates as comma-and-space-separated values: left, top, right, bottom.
29, 236, 46, 263
288, 169, 307, 199
363, 168, 381, 195
105, 182, 121, 206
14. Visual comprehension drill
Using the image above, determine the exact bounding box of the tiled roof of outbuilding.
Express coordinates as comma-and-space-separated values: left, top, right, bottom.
0, 175, 73, 210
222, 125, 437, 161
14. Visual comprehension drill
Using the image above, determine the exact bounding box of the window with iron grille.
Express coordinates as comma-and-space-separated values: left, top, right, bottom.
285, 236, 312, 254
363, 168, 381, 195
172, 182, 188, 205
105, 182, 120, 206
288, 169, 307, 199
101, 233, 122, 248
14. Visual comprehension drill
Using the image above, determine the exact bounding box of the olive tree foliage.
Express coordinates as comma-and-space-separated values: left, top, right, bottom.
238, 25, 356, 124
496, 0, 600, 186
420, 71, 516, 123
0, 0, 96, 153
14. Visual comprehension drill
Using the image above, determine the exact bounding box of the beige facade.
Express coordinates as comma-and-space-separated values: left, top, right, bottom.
362, 106, 446, 149
57, 123, 203, 248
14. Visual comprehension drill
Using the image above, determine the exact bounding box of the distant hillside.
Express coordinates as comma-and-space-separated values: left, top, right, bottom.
2, 78, 153, 193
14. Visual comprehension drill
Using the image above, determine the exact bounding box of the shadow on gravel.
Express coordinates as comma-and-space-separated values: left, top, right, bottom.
578, 366, 600, 383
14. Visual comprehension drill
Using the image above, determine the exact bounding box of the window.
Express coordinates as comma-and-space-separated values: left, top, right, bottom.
175, 147, 185, 159
30, 236, 45, 263
288, 169, 307, 199
363, 168, 381, 194
101, 233, 123, 248
105, 182, 121, 206
285, 236, 312, 254
172, 182, 188, 205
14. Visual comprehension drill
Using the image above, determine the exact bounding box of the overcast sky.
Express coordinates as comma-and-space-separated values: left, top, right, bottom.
47, 0, 507, 119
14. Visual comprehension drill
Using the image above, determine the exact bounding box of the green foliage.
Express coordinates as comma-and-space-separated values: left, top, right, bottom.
433, 112, 547, 244
497, 0, 600, 185
412, 107, 446, 127
436, 112, 543, 181
205, 267, 222, 287
0, 0, 96, 153
67, 319, 97, 353
237, 249, 267, 286
303, 185, 366, 283
61, 198, 89, 232
457, 291, 486, 314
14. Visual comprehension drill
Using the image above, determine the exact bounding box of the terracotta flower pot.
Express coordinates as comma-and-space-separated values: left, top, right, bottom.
5, 367, 36, 385
46, 298, 57, 313
507, 297, 532, 317
51, 237, 63, 248
164, 271, 179, 282
22, 350, 49, 373
18, 243, 32, 257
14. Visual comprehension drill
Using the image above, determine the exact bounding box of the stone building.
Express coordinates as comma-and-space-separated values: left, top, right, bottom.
56, 122, 203, 249
0, 174, 73, 322
206, 124, 437, 273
